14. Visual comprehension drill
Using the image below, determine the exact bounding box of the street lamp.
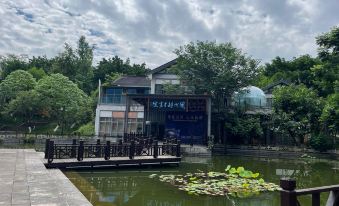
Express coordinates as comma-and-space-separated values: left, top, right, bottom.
60, 107, 65, 137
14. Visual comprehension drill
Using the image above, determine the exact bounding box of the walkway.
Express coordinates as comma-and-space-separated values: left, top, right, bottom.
0, 149, 92, 206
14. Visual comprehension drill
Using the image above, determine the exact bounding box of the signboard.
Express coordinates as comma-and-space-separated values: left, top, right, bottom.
165, 112, 207, 145
150, 99, 186, 111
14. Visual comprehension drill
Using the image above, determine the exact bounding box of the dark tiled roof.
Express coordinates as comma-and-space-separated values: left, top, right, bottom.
148, 58, 177, 74
112, 76, 150, 87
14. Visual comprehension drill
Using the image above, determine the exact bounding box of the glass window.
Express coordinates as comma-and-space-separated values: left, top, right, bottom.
155, 84, 164, 94
99, 117, 112, 136
101, 88, 123, 104
127, 118, 144, 134
127, 88, 137, 94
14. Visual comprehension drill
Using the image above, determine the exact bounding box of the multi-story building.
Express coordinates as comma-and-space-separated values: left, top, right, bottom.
95, 59, 212, 145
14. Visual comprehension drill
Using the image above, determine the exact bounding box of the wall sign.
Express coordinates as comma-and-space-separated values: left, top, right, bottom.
150, 99, 186, 111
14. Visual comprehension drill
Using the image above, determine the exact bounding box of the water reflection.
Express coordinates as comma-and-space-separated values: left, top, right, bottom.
64, 156, 339, 206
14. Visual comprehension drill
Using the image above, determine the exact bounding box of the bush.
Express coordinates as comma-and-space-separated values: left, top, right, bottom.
76, 122, 95, 136
23, 135, 36, 144
309, 134, 333, 152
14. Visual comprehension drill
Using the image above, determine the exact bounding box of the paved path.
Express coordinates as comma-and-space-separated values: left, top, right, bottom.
0, 149, 92, 206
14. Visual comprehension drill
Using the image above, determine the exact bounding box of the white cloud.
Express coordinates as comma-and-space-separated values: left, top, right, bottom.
0, 0, 338, 68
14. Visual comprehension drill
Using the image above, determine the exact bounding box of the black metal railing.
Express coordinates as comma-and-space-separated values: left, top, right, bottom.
45, 138, 181, 163
280, 178, 339, 206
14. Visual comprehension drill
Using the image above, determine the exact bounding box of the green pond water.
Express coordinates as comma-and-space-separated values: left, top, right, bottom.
63, 155, 339, 206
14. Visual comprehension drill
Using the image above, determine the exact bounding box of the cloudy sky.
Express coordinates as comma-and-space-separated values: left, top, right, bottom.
0, 0, 338, 69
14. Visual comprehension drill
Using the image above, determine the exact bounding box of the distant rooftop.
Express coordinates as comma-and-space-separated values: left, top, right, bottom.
149, 58, 177, 75
111, 76, 150, 87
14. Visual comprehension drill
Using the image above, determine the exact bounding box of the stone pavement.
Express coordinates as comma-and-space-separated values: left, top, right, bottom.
0, 149, 92, 206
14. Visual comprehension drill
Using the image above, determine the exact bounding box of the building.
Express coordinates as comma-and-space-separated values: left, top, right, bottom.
95, 59, 212, 145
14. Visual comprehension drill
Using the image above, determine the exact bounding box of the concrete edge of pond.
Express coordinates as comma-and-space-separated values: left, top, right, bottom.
213, 147, 339, 159
0, 149, 93, 206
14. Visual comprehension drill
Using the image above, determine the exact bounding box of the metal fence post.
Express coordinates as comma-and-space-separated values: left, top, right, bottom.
96, 139, 101, 157
280, 178, 297, 206
44, 139, 50, 159
129, 140, 135, 159
47, 140, 54, 163
153, 140, 158, 158
71, 139, 77, 158
176, 140, 181, 157
77, 140, 84, 161
104, 141, 111, 160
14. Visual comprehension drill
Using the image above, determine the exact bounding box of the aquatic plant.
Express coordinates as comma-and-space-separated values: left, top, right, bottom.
149, 165, 280, 197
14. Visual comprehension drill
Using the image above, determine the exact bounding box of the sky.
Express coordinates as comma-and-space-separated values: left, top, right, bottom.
0, 0, 339, 69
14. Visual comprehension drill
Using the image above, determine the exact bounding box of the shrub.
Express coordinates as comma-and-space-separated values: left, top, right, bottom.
309, 134, 333, 152
76, 122, 95, 136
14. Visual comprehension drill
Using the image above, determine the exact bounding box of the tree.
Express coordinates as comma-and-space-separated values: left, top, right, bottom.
35, 74, 92, 127
312, 27, 339, 97
50, 36, 95, 94
28, 56, 53, 74
2, 90, 41, 125
320, 86, 339, 139
316, 26, 339, 59
174, 41, 260, 111
224, 113, 263, 144
0, 55, 28, 79
51, 43, 78, 80
0, 70, 36, 107
272, 85, 323, 145
93, 56, 149, 86
256, 55, 319, 89
28, 67, 47, 80
75, 36, 94, 94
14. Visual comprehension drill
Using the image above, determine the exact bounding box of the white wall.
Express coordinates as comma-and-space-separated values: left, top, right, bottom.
150, 73, 180, 94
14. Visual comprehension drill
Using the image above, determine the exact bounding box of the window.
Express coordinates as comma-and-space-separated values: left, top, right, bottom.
128, 118, 144, 134
99, 117, 112, 136
155, 84, 164, 94
101, 88, 123, 104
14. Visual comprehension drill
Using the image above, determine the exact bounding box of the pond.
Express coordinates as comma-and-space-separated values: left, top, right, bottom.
63, 155, 339, 206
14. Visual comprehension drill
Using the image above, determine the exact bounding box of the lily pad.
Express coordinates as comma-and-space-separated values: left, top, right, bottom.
151, 165, 280, 198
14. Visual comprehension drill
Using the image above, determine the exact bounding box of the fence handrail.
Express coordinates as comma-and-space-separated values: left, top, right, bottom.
295, 185, 339, 196
280, 178, 339, 206
45, 138, 181, 163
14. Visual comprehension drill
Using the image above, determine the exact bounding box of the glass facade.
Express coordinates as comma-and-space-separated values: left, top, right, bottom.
101, 88, 124, 104
127, 118, 144, 134
234, 86, 267, 108
99, 117, 144, 137
100, 87, 150, 104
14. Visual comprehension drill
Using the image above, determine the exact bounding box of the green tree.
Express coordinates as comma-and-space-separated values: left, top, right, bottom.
272, 85, 323, 145
0, 55, 28, 79
93, 56, 149, 86
0, 70, 36, 107
174, 41, 260, 111
257, 55, 319, 88
51, 43, 78, 80
2, 90, 41, 125
75, 36, 94, 94
320, 87, 339, 138
316, 26, 339, 59
28, 67, 47, 80
311, 27, 339, 97
35, 74, 92, 127
224, 113, 263, 144
28, 56, 53, 73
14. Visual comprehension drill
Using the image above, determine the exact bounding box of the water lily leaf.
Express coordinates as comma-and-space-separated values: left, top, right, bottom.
225, 165, 231, 172
229, 167, 237, 174
237, 167, 245, 173
252, 173, 260, 178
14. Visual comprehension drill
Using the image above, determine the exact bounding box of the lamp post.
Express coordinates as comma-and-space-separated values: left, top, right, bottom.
60, 107, 65, 137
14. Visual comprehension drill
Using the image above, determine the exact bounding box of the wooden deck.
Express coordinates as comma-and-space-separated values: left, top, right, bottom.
44, 156, 181, 169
